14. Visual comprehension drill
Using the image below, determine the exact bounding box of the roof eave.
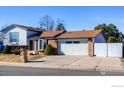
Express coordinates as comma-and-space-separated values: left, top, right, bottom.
57, 37, 94, 39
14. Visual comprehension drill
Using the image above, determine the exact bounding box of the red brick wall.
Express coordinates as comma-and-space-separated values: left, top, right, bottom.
88, 38, 94, 56
48, 40, 57, 54
48, 40, 57, 48
33, 40, 38, 50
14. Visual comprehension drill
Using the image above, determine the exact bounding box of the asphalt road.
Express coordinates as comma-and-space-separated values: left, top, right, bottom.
0, 65, 124, 76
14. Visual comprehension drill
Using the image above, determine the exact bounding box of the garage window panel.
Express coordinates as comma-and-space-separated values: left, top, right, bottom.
73, 41, 80, 44
65, 41, 72, 44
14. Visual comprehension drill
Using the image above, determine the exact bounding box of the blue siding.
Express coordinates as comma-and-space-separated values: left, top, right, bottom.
0, 41, 3, 50
94, 33, 106, 43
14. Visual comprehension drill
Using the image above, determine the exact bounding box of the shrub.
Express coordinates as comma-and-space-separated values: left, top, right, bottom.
12, 48, 20, 55
44, 44, 53, 55
2, 45, 11, 54
10, 46, 20, 55
0, 46, 3, 53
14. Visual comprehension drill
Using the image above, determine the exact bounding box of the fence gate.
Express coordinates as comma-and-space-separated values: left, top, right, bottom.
94, 43, 122, 57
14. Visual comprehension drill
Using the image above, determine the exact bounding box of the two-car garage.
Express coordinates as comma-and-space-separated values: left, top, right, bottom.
56, 30, 122, 57
57, 39, 123, 57
56, 30, 103, 56
58, 39, 88, 55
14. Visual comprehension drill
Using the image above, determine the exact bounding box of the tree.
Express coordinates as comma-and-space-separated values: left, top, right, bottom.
95, 23, 124, 43
55, 18, 66, 31
95, 23, 107, 31
39, 15, 55, 31
56, 23, 66, 31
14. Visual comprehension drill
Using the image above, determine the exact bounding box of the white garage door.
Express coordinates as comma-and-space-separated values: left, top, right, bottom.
58, 42, 88, 55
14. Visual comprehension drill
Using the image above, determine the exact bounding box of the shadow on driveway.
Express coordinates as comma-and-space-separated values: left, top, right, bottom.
27, 60, 46, 63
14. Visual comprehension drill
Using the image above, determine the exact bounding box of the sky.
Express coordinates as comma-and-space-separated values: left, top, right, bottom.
0, 6, 124, 33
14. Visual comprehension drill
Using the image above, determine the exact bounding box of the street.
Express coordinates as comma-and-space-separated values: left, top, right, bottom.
0, 65, 124, 76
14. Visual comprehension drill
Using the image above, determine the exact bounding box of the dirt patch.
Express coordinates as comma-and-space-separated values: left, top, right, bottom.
0, 54, 44, 63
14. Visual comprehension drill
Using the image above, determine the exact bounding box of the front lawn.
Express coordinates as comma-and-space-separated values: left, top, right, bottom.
0, 54, 44, 63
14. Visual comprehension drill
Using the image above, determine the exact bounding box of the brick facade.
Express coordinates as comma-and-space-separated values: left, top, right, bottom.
48, 39, 58, 54
88, 38, 94, 56
34, 39, 38, 50
32, 39, 39, 54
20, 47, 28, 63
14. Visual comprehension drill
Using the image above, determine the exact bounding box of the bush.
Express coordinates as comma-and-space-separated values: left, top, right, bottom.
44, 44, 53, 55
12, 48, 20, 55
2, 45, 11, 54
0, 46, 3, 53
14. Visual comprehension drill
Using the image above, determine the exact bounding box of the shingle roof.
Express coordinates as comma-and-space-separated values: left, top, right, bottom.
41, 31, 62, 38
15, 24, 42, 32
57, 30, 103, 39
1, 24, 42, 32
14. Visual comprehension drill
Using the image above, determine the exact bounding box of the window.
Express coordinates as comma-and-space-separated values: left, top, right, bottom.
9, 32, 19, 42
38, 39, 44, 50
65, 41, 72, 44
73, 41, 80, 44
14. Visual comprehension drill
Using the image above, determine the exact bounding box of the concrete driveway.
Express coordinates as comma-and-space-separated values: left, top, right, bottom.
37, 56, 101, 70
0, 55, 123, 72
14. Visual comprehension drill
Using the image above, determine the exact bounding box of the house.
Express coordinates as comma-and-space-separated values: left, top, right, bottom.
2, 24, 105, 56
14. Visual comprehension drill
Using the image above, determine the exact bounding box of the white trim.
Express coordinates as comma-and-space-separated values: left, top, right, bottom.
38, 39, 44, 50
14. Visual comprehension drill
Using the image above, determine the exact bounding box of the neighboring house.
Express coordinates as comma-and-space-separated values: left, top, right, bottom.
2, 24, 105, 56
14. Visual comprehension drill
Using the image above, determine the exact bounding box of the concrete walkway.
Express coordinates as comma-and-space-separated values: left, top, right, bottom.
0, 56, 124, 72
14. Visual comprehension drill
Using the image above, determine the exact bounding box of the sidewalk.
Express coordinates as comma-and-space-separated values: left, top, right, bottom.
96, 57, 124, 72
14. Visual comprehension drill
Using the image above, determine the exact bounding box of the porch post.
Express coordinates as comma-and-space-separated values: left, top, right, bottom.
88, 38, 94, 57
34, 39, 39, 54
34, 39, 38, 50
